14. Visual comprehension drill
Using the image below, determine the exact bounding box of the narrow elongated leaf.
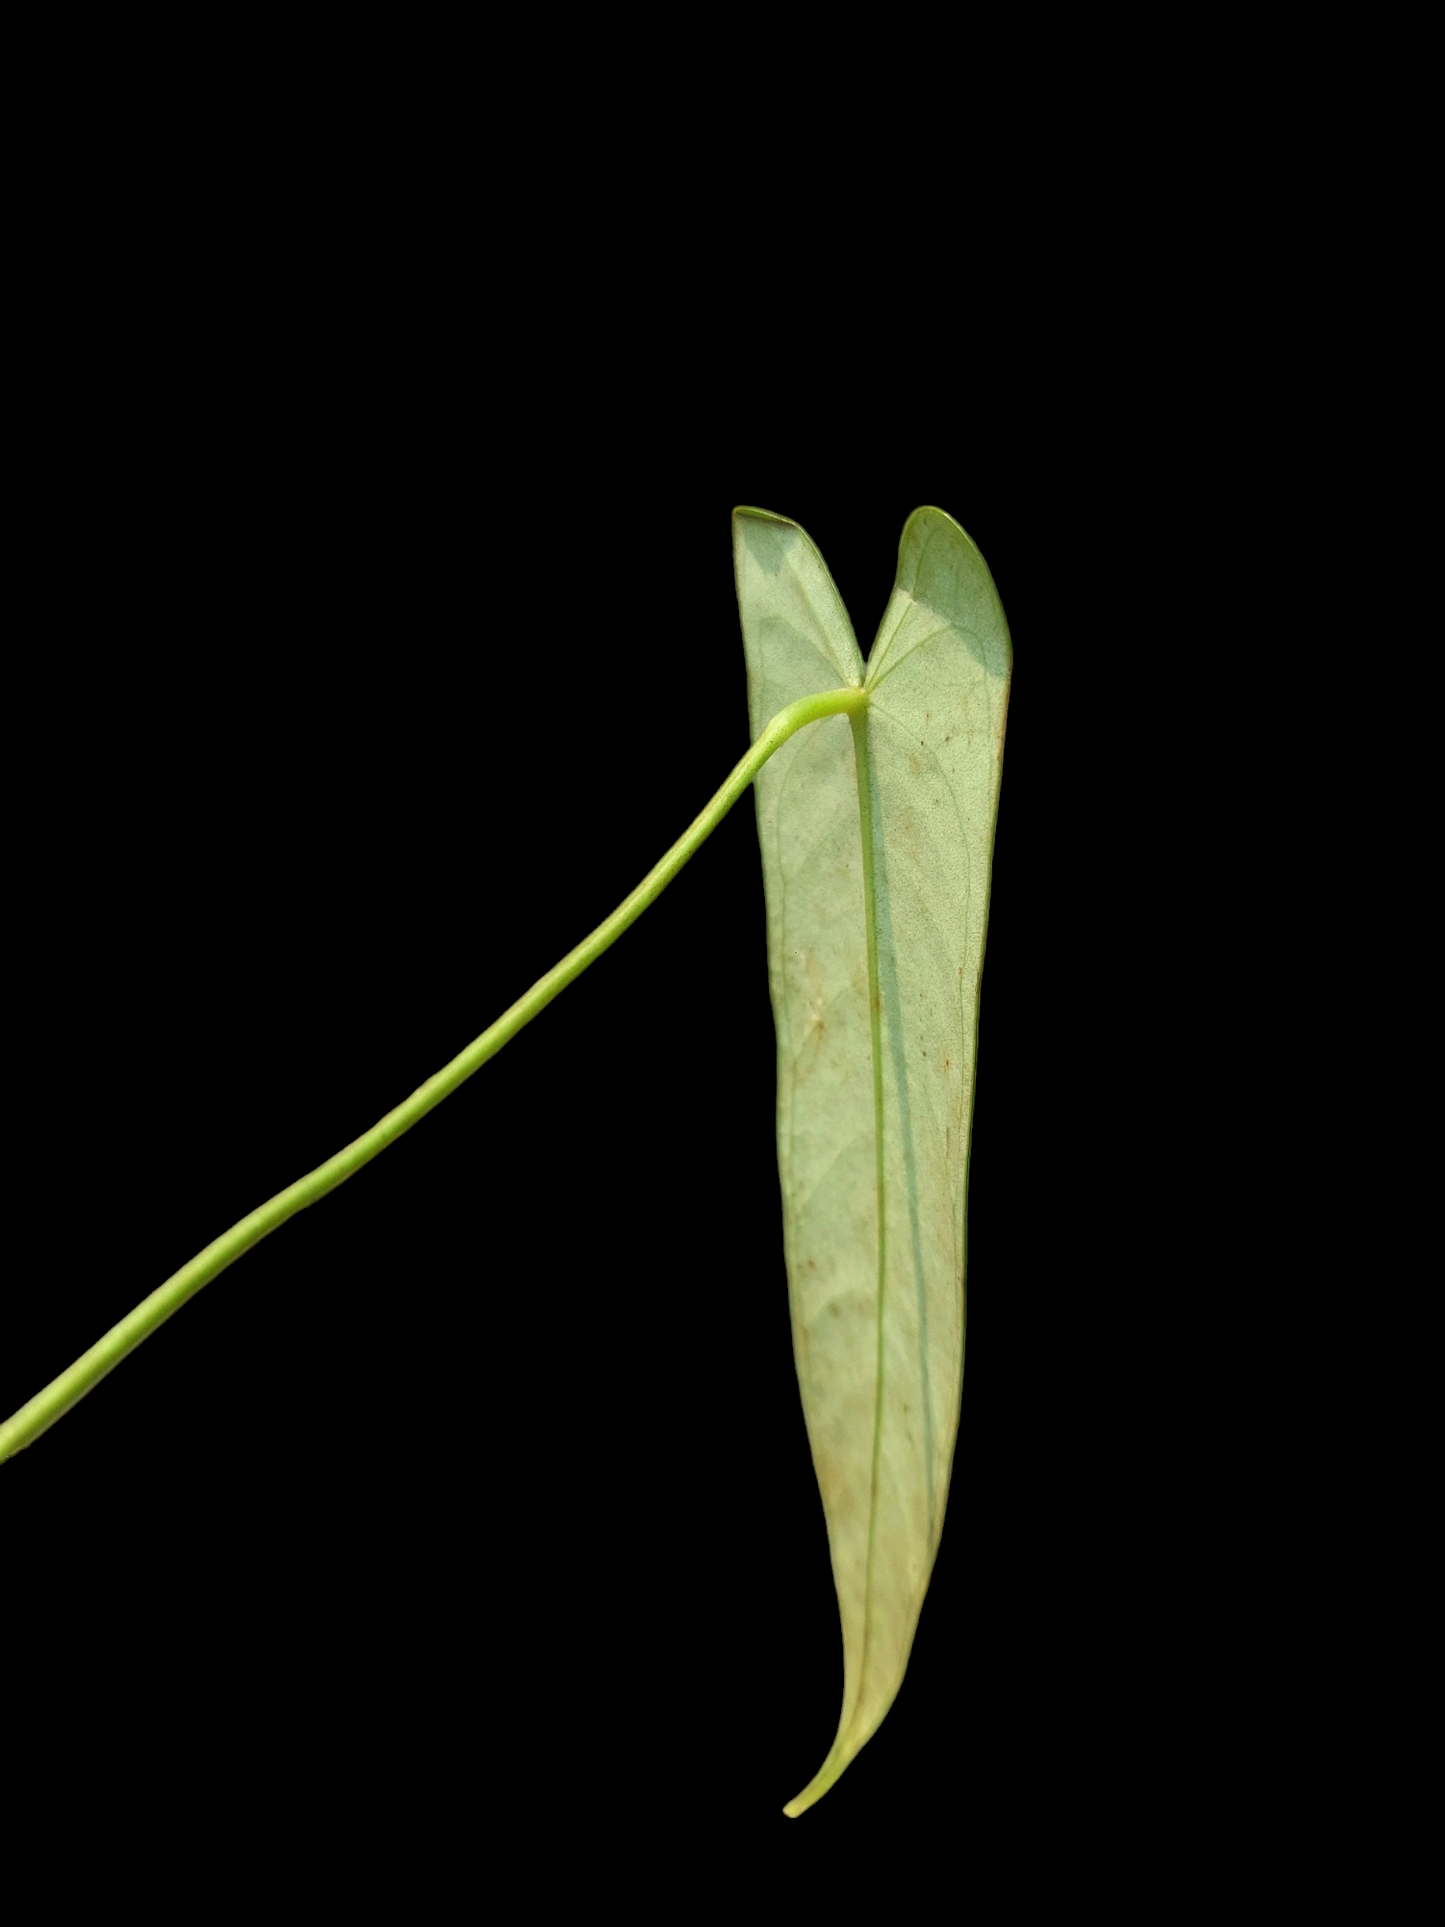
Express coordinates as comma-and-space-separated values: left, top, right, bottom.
735, 505, 1011, 1815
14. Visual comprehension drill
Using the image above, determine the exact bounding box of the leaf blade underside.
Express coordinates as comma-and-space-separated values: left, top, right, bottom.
734, 505, 1011, 1816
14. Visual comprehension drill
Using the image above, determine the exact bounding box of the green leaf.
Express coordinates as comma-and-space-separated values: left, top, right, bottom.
734, 504, 1011, 1816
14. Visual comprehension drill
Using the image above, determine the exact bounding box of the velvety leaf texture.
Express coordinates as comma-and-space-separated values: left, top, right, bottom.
734, 506, 1011, 1815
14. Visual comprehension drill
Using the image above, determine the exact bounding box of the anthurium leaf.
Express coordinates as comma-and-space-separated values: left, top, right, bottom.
735, 504, 1011, 1816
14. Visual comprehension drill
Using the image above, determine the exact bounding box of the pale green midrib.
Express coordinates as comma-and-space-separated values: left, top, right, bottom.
0, 683, 867, 1466
848, 704, 888, 1728
781, 699, 885, 1823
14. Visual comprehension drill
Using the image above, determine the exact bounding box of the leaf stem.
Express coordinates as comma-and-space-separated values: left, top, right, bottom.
1, 684, 868, 1463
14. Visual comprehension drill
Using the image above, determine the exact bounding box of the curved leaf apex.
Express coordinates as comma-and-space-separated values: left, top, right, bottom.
901, 502, 961, 528
896, 507, 1013, 657
732, 508, 866, 696
896, 503, 981, 563
732, 504, 798, 526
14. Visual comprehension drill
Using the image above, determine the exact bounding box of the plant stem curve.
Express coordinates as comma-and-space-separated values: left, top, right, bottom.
1, 684, 868, 1463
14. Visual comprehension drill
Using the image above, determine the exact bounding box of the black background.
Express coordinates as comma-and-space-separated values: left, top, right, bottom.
8, 49, 1395, 1893
5, 226, 1208, 1871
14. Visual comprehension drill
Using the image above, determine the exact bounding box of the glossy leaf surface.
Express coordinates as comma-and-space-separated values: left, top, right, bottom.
735, 505, 1011, 1814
